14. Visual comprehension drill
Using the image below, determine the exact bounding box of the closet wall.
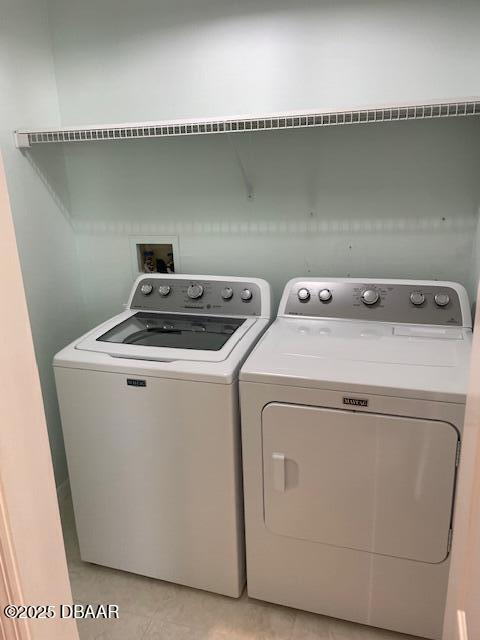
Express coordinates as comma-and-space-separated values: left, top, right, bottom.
43, 0, 480, 326
470, 221, 480, 311
64, 121, 480, 326
48, 0, 480, 122
0, 0, 85, 485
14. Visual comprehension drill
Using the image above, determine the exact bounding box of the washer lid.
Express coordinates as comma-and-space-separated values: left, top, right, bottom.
76, 310, 258, 363
97, 312, 244, 351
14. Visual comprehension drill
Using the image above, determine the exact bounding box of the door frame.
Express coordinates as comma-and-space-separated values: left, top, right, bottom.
0, 153, 79, 640
0, 481, 27, 640
443, 285, 480, 640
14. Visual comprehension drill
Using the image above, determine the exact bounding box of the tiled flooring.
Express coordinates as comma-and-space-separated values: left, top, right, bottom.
60, 494, 420, 640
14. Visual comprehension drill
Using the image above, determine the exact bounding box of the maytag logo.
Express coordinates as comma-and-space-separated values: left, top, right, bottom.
343, 397, 368, 407
127, 379, 146, 387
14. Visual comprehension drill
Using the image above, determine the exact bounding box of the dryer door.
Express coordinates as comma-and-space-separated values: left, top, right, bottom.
262, 403, 458, 563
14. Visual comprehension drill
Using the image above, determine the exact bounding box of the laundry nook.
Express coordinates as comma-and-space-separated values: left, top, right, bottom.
1, 2, 480, 640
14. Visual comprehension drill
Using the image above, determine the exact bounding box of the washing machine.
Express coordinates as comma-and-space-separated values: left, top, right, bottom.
240, 278, 472, 638
54, 273, 272, 597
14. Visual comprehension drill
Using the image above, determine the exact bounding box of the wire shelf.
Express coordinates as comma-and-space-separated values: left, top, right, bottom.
14, 100, 480, 148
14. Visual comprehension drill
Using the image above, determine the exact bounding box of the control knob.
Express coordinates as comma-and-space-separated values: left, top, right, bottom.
221, 287, 234, 300
297, 288, 310, 302
435, 293, 450, 307
410, 291, 425, 306
187, 283, 204, 299
140, 283, 153, 295
158, 285, 171, 297
240, 288, 253, 301
361, 289, 380, 305
319, 288, 332, 302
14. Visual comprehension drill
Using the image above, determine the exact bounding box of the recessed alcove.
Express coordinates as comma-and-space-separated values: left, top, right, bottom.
129, 235, 180, 276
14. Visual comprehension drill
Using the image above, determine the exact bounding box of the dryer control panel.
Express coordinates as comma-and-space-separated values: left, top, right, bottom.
282, 279, 469, 326
130, 276, 263, 316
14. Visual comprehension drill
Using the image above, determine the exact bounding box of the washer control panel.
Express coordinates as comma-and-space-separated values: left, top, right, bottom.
130, 277, 262, 316
284, 281, 464, 326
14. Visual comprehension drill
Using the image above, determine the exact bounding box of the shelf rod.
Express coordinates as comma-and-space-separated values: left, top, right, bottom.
14, 99, 480, 149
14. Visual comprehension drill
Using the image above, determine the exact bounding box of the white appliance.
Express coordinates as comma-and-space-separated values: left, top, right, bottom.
54, 274, 272, 597
240, 278, 472, 638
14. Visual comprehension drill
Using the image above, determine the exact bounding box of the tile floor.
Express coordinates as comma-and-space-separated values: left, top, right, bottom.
60, 493, 421, 640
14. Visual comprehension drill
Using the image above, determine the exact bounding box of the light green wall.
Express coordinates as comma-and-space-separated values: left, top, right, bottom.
47, 0, 480, 123
65, 118, 480, 326
469, 212, 480, 316
0, 0, 85, 485
42, 0, 480, 326
22, 0, 480, 331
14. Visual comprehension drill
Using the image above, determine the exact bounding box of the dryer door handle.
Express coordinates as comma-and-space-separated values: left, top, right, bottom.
272, 453, 286, 492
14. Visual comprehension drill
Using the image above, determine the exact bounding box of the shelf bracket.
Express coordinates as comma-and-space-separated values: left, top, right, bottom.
227, 134, 253, 201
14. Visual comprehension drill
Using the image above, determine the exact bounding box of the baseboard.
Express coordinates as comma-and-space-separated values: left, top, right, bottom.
56, 478, 70, 504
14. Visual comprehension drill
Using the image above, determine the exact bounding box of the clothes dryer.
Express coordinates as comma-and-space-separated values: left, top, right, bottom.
240, 278, 471, 637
